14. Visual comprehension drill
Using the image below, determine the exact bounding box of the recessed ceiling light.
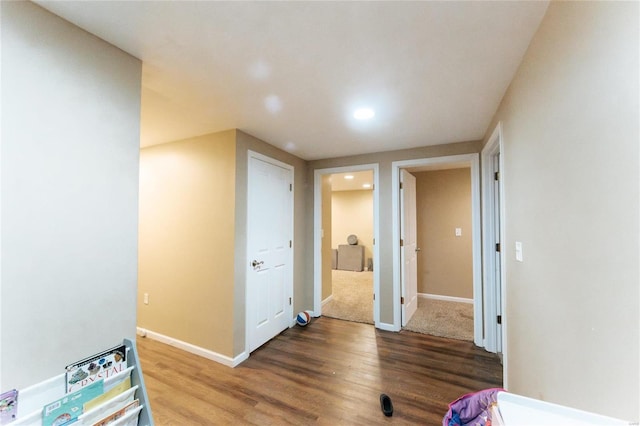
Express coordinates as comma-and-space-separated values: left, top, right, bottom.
344, 175, 354, 180
264, 94, 282, 114
362, 183, 371, 189
353, 108, 375, 120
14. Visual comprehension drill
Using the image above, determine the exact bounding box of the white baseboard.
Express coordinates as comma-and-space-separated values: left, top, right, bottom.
376, 321, 400, 332
321, 295, 333, 306
136, 327, 248, 367
419, 293, 474, 304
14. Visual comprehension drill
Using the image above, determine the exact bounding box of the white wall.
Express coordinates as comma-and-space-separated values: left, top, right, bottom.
484, 1, 639, 420
1, 2, 142, 389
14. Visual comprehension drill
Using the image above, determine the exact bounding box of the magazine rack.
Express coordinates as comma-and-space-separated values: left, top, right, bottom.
10, 338, 153, 426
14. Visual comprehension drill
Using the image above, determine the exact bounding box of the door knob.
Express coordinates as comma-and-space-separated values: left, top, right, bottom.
251, 260, 264, 268
415, 247, 421, 252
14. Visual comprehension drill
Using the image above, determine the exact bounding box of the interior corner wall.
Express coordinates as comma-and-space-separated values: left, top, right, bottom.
0, 1, 141, 389
233, 130, 308, 357
414, 169, 472, 299
483, 1, 639, 420
308, 141, 482, 326
331, 190, 374, 264
138, 130, 237, 357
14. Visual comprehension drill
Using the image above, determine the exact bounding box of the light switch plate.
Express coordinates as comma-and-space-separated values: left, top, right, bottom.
515, 241, 523, 262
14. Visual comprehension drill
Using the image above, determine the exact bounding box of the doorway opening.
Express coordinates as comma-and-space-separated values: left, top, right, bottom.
313, 164, 380, 326
392, 154, 483, 346
401, 166, 475, 340
323, 171, 375, 324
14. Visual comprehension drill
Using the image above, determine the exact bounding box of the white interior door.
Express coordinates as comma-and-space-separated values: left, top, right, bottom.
247, 153, 293, 353
401, 170, 418, 326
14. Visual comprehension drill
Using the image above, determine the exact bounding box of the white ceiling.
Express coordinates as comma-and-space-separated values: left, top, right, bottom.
36, 1, 549, 161
330, 171, 374, 192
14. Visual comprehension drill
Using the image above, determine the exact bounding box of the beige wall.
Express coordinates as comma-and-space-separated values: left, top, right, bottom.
415, 169, 472, 298
483, 1, 639, 420
138, 130, 237, 356
308, 141, 482, 325
321, 176, 333, 300
138, 130, 313, 358
138, 129, 308, 359
1, 2, 141, 389
331, 190, 374, 264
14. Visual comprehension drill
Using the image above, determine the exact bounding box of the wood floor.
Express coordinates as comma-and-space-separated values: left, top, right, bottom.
137, 317, 502, 425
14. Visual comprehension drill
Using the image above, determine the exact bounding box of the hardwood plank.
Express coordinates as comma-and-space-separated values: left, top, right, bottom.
137, 317, 502, 425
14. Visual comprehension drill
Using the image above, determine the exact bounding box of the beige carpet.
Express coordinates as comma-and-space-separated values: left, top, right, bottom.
404, 298, 474, 341
323, 270, 474, 341
322, 270, 374, 324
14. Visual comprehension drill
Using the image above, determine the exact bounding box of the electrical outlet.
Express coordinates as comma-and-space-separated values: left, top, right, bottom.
455, 228, 462, 237
143, 293, 149, 305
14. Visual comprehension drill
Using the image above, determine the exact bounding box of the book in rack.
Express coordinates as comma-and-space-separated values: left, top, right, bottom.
9, 338, 153, 426
0, 389, 18, 425
65, 344, 127, 394
42, 379, 104, 426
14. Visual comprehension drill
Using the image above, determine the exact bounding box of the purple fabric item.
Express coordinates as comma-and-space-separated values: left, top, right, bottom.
442, 388, 504, 426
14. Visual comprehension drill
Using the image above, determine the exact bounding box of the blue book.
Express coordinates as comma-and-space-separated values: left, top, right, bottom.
42, 380, 104, 426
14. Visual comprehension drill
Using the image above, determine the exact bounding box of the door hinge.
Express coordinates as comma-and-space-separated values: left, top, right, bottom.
401, 297, 405, 305
289, 240, 292, 248
400, 182, 403, 190
289, 183, 292, 191
494, 171, 500, 181
373, 293, 375, 301
400, 239, 404, 247
497, 315, 502, 325
289, 297, 292, 305
373, 238, 375, 245
495, 243, 501, 252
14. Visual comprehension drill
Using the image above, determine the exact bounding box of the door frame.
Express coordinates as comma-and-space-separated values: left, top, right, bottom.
481, 122, 507, 382
391, 154, 483, 346
313, 164, 380, 326
245, 150, 294, 355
